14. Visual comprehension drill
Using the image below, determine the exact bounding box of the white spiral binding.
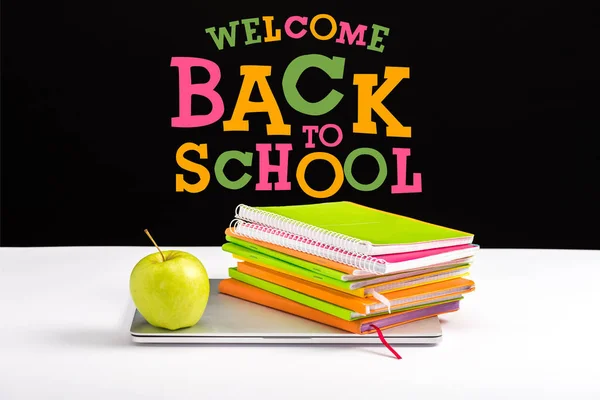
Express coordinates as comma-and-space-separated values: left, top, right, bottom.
235, 204, 374, 256
230, 218, 387, 275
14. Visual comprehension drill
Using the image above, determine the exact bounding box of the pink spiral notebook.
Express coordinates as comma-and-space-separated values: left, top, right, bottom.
231, 219, 479, 275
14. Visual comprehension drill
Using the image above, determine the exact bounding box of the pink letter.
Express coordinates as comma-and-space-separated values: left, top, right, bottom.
335, 22, 367, 46
255, 143, 293, 191
284, 16, 308, 39
171, 57, 224, 128
319, 124, 343, 147
302, 125, 319, 148
391, 148, 422, 193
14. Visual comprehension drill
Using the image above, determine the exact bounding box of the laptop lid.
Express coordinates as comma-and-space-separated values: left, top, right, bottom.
130, 280, 442, 344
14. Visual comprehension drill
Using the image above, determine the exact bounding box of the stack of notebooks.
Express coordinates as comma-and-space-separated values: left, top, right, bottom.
218, 201, 478, 335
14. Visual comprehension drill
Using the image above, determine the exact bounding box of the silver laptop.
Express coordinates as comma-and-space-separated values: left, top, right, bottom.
130, 280, 442, 344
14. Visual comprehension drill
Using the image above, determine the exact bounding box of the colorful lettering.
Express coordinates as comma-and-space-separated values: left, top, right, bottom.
175, 143, 211, 193
296, 152, 344, 198
353, 67, 410, 137
367, 24, 389, 53
170, 57, 224, 128
303, 125, 319, 148
344, 148, 387, 191
335, 22, 367, 46
241, 18, 262, 45
284, 16, 308, 39
282, 54, 345, 116
223, 65, 291, 135
318, 124, 343, 147
255, 143, 293, 190
214, 150, 253, 190
309, 14, 337, 41
175, 17, 426, 197
263, 16, 281, 42
391, 148, 422, 193
205, 21, 239, 50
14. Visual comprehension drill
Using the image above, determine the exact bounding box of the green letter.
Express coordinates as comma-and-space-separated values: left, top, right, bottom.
214, 151, 253, 189
241, 18, 262, 45
344, 148, 387, 191
282, 54, 345, 116
367, 24, 389, 53
205, 21, 240, 50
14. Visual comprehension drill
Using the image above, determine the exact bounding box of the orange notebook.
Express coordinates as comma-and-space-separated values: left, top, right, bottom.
237, 261, 475, 315
218, 279, 461, 334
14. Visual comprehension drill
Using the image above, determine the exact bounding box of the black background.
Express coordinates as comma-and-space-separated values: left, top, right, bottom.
2, 2, 599, 248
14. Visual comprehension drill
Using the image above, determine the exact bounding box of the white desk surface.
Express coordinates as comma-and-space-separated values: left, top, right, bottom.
1, 247, 599, 399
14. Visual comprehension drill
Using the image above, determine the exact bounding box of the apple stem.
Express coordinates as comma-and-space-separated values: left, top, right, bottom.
144, 229, 165, 262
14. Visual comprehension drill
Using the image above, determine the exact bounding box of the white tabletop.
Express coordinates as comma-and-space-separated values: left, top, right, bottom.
1, 246, 599, 399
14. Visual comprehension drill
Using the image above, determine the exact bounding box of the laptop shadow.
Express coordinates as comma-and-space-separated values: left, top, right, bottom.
50, 328, 134, 348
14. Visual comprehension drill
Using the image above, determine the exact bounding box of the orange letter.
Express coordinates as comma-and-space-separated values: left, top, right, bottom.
353, 67, 410, 137
223, 65, 291, 135
296, 152, 344, 198
309, 14, 337, 41
263, 16, 282, 42
175, 143, 211, 193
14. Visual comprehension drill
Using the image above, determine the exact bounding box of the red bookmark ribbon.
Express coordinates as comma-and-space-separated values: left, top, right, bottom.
370, 324, 402, 359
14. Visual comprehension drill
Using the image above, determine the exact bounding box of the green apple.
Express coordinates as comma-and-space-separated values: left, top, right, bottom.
130, 250, 210, 330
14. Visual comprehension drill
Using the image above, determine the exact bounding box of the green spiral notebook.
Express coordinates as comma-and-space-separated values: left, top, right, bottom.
234, 201, 474, 255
